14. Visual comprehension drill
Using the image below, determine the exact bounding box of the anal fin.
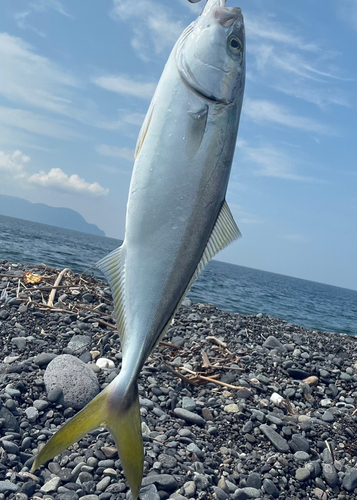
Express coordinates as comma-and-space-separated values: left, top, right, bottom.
190, 200, 241, 287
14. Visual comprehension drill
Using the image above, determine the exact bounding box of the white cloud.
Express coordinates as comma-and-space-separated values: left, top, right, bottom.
111, 0, 184, 59
0, 150, 108, 196
246, 16, 320, 52
335, 0, 357, 31
0, 150, 29, 178
95, 144, 135, 162
0, 106, 81, 140
237, 141, 318, 182
243, 98, 335, 136
246, 12, 350, 109
28, 168, 109, 196
273, 85, 350, 109
15, 0, 73, 34
122, 112, 146, 126
0, 33, 78, 115
94, 75, 157, 99
29, 0, 72, 18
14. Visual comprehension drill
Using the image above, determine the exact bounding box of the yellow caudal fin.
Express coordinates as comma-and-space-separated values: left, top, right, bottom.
107, 394, 143, 497
32, 382, 144, 499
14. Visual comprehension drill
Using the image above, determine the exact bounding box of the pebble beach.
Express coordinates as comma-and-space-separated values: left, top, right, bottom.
1, 261, 357, 500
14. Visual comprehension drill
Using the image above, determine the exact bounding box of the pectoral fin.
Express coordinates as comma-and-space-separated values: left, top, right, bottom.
186, 105, 208, 159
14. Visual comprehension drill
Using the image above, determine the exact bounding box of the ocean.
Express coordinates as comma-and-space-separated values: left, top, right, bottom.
0, 214, 356, 337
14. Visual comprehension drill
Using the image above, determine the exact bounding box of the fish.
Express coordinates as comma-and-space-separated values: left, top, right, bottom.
32, 0, 246, 497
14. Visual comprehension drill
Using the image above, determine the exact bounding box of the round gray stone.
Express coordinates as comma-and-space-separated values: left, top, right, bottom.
44, 354, 99, 410
322, 464, 339, 487
342, 467, 357, 492
0, 481, 18, 494
295, 467, 310, 481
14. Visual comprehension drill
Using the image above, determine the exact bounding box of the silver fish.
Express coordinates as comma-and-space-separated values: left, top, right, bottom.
32, 1, 245, 497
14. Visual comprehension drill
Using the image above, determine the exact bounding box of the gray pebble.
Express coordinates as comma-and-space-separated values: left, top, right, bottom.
142, 474, 178, 491
1, 440, 19, 454
262, 478, 279, 498
322, 463, 339, 487
263, 336, 286, 352
34, 352, 57, 366
233, 487, 261, 499
25, 406, 39, 422
212, 487, 229, 500
138, 484, 160, 500
294, 451, 310, 461
342, 467, 357, 491
173, 408, 205, 426
187, 443, 204, 458
259, 424, 290, 453
182, 396, 196, 412
0, 481, 18, 494
96, 476, 111, 491
183, 481, 196, 498
40, 476, 61, 493
33, 399, 49, 411
246, 472, 261, 489
295, 468, 310, 481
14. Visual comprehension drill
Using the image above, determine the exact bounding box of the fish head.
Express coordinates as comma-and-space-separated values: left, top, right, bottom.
176, 0, 245, 105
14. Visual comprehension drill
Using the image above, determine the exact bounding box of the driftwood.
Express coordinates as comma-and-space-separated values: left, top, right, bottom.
47, 268, 70, 307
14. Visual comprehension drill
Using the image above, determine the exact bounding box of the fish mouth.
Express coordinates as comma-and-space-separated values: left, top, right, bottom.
215, 6, 242, 27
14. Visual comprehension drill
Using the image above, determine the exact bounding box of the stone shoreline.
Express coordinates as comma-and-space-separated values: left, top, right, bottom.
0, 261, 357, 500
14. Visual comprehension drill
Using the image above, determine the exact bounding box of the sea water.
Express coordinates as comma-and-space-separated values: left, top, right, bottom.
0, 214, 356, 336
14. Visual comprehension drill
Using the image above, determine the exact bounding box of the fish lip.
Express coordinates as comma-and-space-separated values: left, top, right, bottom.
215, 6, 243, 28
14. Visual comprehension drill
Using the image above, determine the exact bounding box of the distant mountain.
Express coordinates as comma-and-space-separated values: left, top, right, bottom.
0, 194, 105, 236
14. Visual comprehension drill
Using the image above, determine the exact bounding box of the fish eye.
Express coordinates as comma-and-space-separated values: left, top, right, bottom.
228, 36, 242, 54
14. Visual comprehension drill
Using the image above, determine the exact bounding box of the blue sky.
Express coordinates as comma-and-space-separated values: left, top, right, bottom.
0, 0, 356, 290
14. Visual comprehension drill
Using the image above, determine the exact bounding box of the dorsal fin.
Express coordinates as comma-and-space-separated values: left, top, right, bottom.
95, 246, 126, 340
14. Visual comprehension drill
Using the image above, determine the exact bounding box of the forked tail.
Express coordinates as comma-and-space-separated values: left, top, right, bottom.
32, 379, 143, 499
